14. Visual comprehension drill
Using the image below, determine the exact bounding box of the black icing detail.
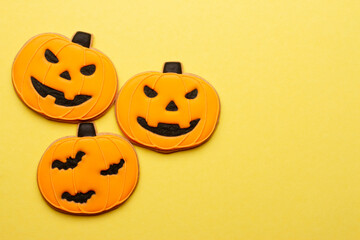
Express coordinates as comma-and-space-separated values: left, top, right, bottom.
166, 101, 178, 111
78, 123, 96, 137
45, 49, 59, 63
59, 70, 71, 80
163, 62, 182, 74
31, 76, 91, 106
144, 85, 158, 98
100, 159, 125, 176
52, 151, 85, 170
137, 117, 200, 137
185, 89, 198, 99
80, 64, 96, 76
61, 191, 95, 204
72, 31, 92, 48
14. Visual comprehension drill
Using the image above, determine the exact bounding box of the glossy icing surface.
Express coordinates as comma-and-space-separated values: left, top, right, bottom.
37, 124, 138, 215
116, 64, 220, 152
12, 32, 117, 122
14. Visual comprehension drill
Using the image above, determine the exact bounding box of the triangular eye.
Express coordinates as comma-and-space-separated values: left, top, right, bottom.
80, 64, 96, 76
144, 85, 158, 98
45, 49, 59, 63
185, 89, 198, 99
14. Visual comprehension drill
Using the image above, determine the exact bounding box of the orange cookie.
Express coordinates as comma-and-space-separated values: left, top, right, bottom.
37, 123, 138, 215
116, 62, 220, 153
12, 31, 117, 122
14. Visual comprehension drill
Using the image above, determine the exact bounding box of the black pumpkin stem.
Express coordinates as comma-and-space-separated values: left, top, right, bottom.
72, 31, 92, 48
78, 123, 96, 137
163, 62, 182, 74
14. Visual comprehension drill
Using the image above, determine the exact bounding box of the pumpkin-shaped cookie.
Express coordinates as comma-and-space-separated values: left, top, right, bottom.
12, 31, 117, 122
37, 123, 138, 215
116, 62, 220, 153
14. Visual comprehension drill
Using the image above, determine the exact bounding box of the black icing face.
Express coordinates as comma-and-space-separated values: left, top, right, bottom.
30, 49, 96, 107
137, 117, 200, 137
136, 86, 201, 137
31, 77, 92, 107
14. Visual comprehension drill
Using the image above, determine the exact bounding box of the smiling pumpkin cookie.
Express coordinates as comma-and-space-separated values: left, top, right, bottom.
115, 62, 220, 153
12, 31, 117, 122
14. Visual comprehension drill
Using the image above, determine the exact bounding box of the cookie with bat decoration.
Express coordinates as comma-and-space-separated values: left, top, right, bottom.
37, 122, 138, 215
116, 62, 220, 153
12, 31, 117, 122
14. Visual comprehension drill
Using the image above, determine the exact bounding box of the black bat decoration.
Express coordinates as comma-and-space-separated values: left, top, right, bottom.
52, 151, 85, 170
61, 191, 95, 203
101, 159, 125, 176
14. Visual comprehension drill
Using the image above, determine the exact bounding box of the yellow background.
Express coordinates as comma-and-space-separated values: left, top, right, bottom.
1, 0, 360, 239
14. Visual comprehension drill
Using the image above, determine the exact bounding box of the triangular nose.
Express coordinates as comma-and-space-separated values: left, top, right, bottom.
60, 70, 71, 80
166, 100, 178, 111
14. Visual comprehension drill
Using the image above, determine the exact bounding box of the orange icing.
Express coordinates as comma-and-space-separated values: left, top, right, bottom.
12, 32, 117, 122
37, 124, 138, 215
116, 63, 220, 153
